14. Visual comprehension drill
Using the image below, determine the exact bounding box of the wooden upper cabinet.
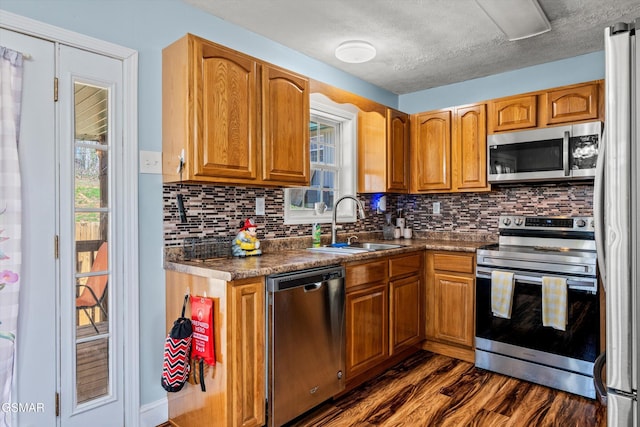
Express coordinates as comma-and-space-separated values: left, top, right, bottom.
198, 41, 259, 181
386, 108, 410, 193
488, 80, 604, 134
410, 109, 452, 193
357, 108, 410, 194
357, 110, 387, 193
488, 94, 537, 133
261, 64, 310, 184
309, 80, 409, 194
162, 34, 310, 186
453, 103, 489, 192
545, 82, 599, 125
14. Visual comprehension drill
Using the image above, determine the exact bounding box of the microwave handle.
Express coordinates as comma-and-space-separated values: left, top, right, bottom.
563, 131, 570, 176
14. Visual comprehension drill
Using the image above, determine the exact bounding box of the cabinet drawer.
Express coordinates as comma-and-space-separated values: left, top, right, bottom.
433, 253, 474, 274
389, 252, 423, 278
346, 259, 388, 290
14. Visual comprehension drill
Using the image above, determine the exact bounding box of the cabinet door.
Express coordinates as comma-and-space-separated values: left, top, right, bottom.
432, 273, 474, 348
545, 82, 599, 125
453, 104, 489, 191
386, 108, 410, 192
390, 276, 423, 355
410, 109, 452, 192
197, 41, 259, 180
357, 110, 387, 193
345, 282, 389, 379
229, 280, 266, 427
262, 64, 310, 184
488, 94, 537, 133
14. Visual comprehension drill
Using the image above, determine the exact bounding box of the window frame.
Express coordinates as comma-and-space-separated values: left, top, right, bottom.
284, 94, 358, 225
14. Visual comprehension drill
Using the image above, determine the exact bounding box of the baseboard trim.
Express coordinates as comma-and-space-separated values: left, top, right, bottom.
140, 397, 168, 427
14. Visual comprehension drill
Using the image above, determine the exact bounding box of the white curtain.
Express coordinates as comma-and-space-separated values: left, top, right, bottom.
0, 46, 24, 427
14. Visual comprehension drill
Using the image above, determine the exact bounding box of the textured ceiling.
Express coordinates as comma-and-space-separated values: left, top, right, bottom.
182, 0, 640, 94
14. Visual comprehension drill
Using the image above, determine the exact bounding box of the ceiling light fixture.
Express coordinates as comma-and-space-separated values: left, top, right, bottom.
475, 0, 551, 41
335, 40, 377, 63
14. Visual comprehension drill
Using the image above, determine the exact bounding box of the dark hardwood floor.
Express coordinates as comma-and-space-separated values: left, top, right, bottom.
289, 350, 606, 427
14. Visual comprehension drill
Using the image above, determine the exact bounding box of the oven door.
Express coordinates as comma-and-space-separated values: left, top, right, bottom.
475, 266, 600, 371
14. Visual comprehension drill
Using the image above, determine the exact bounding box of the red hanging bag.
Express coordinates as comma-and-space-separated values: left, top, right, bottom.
191, 296, 215, 391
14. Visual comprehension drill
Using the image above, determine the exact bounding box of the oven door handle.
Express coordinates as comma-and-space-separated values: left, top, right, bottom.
476, 267, 597, 291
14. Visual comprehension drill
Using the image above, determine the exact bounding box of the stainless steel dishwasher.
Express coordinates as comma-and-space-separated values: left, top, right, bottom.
266, 265, 345, 427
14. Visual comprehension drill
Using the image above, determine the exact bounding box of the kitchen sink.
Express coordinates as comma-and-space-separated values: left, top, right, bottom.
355, 242, 404, 250
306, 242, 404, 255
306, 246, 371, 255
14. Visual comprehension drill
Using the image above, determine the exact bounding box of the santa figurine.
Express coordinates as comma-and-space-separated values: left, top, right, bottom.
231, 218, 262, 257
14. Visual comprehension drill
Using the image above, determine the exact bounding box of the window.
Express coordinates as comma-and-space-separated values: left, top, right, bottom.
284, 94, 357, 224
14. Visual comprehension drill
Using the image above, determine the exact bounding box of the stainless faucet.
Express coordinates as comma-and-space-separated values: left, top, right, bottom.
331, 195, 366, 245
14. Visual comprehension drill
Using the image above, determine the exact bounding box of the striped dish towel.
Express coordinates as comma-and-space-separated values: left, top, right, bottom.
491, 270, 515, 319
542, 276, 568, 331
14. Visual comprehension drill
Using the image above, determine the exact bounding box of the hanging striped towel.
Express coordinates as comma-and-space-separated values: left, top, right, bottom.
491, 270, 515, 319
542, 276, 568, 331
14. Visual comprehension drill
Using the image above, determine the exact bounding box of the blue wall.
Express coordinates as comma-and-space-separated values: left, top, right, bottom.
0, 0, 606, 410
399, 51, 605, 113
0, 0, 395, 408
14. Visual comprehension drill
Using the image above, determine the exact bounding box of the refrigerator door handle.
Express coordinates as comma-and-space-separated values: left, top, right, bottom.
593, 130, 606, 284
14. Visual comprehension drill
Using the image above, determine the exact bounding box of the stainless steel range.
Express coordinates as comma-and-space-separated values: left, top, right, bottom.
475, 215, 599, 399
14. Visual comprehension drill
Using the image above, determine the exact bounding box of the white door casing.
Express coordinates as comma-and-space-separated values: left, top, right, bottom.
0, 10, 139, 427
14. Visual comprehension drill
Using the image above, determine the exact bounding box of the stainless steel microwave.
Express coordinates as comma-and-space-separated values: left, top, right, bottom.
487, 121, 602, 184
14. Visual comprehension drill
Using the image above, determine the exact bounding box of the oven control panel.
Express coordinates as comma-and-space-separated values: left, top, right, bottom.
499, 216, 594, 232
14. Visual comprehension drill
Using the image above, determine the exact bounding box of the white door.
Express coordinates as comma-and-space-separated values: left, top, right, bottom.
2, 28, 57, 427
57, 45, 124, 427
1, 29, 126, 427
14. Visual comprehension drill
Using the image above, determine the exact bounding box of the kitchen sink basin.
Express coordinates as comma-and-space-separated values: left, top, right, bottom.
306, 242, 404, 255
306, 246, 371, 255
356, 242, 404, 250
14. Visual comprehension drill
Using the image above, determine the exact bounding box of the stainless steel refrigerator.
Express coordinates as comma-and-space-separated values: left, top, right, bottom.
594, 19, 639, 426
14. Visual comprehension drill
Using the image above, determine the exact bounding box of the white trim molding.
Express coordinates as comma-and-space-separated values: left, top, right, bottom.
0, 9, 141, 427
139, 397, 168, 427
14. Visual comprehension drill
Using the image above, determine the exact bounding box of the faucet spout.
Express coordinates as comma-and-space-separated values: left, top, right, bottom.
331, 195, 366, 245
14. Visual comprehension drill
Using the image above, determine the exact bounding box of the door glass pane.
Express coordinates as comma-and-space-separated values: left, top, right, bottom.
76, 338, 109, 404
73, 82, 111, 405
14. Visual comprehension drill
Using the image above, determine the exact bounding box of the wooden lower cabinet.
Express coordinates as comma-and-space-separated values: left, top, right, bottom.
165, 270, 265, 427
390, 275, 423, 354
345, 281, 389, 378
424, 251, 476, 363
344, 252, 424, 390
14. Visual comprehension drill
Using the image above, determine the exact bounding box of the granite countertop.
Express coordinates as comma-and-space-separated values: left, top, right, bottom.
164, 233, 495, 282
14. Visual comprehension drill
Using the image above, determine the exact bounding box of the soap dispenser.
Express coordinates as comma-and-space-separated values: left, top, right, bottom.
383, 213, 395, 240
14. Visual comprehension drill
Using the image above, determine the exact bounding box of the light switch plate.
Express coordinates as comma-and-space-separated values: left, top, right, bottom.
256, 197, 265, 215
433, 202, 441, 215
140, 150, 162, 174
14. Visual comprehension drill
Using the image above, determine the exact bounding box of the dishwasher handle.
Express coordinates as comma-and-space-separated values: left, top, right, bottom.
266, 265, 344, 292
304, 282, 324, 292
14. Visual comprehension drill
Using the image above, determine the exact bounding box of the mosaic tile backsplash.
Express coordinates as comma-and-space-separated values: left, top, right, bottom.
163, 182, 593, 246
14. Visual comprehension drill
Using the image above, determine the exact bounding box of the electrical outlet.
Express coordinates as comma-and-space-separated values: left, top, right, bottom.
433, 202, 441, 215
256, 197, 265, 215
